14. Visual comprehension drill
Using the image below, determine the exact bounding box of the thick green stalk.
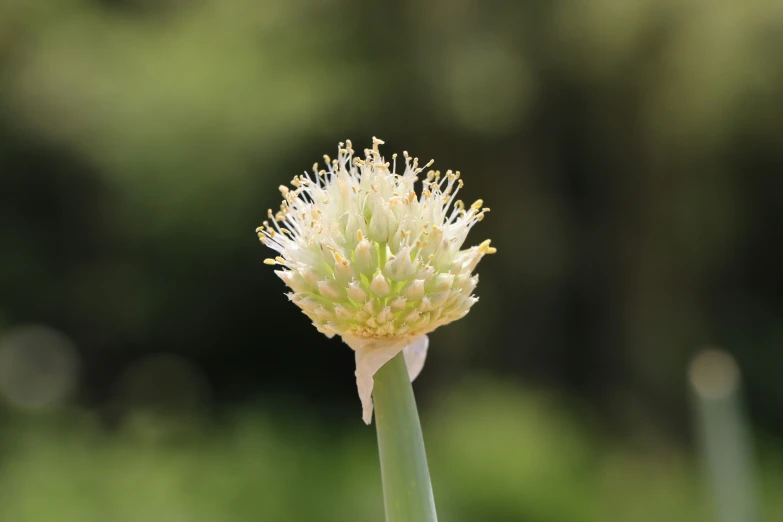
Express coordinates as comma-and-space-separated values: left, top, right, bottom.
373, 351, 438, 522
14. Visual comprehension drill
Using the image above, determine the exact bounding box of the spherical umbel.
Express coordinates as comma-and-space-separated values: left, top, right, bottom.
257, 137, 495, 423
258, 137, 494, 339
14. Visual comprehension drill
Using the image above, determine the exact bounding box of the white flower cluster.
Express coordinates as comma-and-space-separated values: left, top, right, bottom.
258, 137, 494, 338
257, 137, 495, 422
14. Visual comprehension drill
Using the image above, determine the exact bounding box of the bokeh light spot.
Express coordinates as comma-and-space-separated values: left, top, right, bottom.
689, 348, 740, 400
0, 325, 80, 410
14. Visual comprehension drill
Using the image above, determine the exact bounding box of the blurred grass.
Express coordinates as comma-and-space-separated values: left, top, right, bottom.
2, 380, 782, 522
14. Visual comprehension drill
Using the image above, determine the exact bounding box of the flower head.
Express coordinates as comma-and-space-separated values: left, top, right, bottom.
257, 137, 495, 422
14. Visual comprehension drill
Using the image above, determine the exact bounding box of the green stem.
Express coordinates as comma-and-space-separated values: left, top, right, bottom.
373, 351, 438, 522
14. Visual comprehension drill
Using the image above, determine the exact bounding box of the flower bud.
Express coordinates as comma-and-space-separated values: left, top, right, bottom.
432, 273, 455, 292
369, 205, 397, 243
313, 306, 334, 321
347, 281, 368, 303
389, 296, 407, 313
402, 279, 426, 301
333, 255, 355, 285
384, 247, 417, 281
334, 304, 355, 319
276, 270, 310, 293
376, 306, 394, 324
318, 280, 344, 300
354, 239, 376, 275
369, 270, 391, 297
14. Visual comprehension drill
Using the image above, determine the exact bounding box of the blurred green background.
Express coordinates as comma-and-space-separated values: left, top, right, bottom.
1, 0, 783, 520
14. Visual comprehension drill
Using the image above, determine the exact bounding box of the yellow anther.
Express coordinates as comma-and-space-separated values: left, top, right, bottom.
471, 199, 484, 210
275, 256, 286, 264
356, 229, 364, 242
264, 258, 276, 265
478, 239, 493, 253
